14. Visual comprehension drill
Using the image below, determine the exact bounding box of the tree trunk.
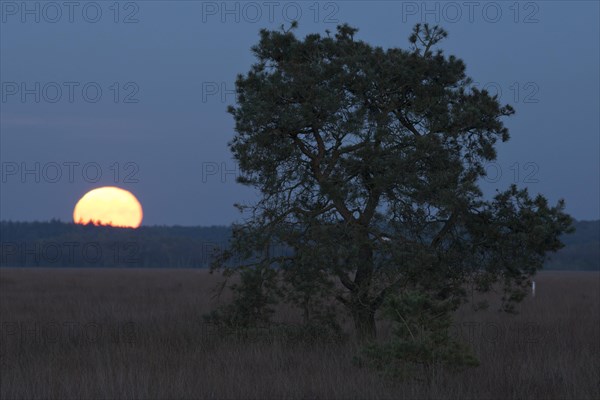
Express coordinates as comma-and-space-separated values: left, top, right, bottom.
351, 227, 376, 342
352, 305, 376, 343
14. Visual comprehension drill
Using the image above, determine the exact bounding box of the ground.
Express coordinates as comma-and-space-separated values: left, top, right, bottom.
1, 268, 598, 399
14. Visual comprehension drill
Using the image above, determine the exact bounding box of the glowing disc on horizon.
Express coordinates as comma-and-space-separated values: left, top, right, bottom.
73, 186, 143, 228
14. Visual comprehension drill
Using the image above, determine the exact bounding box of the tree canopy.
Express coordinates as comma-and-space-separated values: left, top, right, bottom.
208, 23, 573, 368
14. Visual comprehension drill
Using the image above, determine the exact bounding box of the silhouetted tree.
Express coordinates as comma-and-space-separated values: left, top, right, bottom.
210, 23, 573, 351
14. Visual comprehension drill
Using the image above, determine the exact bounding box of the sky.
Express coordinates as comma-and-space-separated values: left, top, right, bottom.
1, 0, 598, 226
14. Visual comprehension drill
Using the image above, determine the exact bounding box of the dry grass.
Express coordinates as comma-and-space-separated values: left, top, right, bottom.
1, 268, 598, 399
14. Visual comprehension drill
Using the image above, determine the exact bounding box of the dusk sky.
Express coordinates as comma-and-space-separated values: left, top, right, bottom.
1, 1, 598, 226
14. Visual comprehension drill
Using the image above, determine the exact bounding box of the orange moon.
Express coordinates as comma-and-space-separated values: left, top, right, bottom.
73, 186, 143, 228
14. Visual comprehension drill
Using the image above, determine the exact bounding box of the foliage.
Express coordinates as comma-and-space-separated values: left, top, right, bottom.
204, 265, 280, 329
356, 290, 479, 380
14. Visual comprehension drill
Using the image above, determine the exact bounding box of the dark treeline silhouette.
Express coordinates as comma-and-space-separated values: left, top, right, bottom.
544, 219, 599, 271
0, 219, 597, 269
0, 220, 231, 268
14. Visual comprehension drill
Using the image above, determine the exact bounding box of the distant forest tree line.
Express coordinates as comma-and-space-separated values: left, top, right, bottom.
0, 219, 597, 270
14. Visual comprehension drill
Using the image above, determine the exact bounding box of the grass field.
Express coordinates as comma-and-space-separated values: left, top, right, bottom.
1, 268, 598, 399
